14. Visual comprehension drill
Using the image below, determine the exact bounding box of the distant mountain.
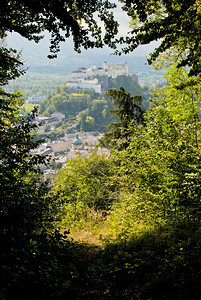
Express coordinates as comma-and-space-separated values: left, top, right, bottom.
6, 33, 157, 75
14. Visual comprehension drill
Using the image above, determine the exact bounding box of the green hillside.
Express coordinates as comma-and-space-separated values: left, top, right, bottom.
39, 86, 115, 131
108, 75, 150, 109
39, 76, 149, 131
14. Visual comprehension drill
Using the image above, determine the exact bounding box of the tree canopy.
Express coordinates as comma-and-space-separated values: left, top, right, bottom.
0, 0, 119, 87
0, 0, 118, 57
117, 0, 201, 76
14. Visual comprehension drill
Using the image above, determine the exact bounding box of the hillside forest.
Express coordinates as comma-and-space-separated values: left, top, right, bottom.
13, 73, 149, 133
1, 1, 201, 299
38, 75, 149, 132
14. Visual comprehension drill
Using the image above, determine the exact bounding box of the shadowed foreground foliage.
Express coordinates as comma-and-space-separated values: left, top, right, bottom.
75, 222, 201, 300
2, 222, 201, 299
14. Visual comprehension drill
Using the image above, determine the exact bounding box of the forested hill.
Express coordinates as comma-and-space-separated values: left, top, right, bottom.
39, 86, 114, 131
39, 75, 149, 131
108, 75, 148, 100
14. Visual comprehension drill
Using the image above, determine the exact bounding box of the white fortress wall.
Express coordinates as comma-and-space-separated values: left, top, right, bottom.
67, 80, 101, 93
68, 62, 130, 93
102, 62, 129, 78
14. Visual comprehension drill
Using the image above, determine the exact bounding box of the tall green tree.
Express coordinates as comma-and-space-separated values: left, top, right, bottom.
100, 87, 144, 149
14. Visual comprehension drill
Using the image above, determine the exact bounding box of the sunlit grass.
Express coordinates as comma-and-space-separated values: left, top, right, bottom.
58, 198, 160, 248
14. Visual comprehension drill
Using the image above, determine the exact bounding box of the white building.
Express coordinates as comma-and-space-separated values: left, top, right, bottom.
67, 78, 101, 93
102, 62, 129, 78
51, 112, 65, 121
71, 69, 88, 81
67, 62, 130, 93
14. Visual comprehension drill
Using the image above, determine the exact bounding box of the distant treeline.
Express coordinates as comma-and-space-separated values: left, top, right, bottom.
5, 72, 70, 99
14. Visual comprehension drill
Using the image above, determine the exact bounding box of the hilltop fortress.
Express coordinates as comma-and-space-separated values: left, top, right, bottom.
66, 62, 138, 93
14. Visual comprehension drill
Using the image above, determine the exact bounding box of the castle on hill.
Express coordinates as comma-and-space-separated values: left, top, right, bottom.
66, 62, 138, 93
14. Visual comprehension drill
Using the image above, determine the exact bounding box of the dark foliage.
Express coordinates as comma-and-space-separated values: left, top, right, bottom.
100, 87, 144, 149
117, 0, 201, 76
0, 0, 118, 59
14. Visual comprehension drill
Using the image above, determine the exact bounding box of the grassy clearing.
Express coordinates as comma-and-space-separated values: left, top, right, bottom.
58, 200, 162, 248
